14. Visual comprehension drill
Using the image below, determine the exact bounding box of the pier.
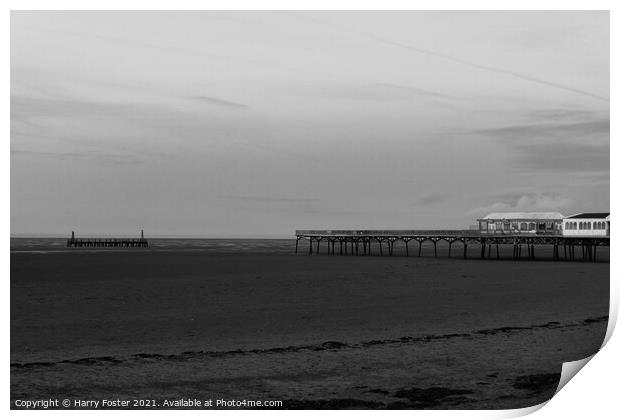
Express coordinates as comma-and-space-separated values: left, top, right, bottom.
66, 230, 149, 248
294, 230, 609, 262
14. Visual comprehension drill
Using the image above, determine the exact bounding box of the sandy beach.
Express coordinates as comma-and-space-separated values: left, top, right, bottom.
11, 240, 609, 409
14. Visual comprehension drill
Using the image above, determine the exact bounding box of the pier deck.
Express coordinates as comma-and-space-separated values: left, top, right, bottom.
295, 230, 609, 262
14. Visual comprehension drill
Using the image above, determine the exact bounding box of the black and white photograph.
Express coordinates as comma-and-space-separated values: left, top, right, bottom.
9, 8, 611, 411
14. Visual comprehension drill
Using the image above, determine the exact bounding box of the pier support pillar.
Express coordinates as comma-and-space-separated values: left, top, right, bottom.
512, 244, 517, 260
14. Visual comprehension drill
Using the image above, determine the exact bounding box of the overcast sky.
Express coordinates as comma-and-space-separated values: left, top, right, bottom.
11, 11, 609, 236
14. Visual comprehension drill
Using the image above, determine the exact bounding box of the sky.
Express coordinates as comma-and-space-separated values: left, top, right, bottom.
10, 11, 609, 237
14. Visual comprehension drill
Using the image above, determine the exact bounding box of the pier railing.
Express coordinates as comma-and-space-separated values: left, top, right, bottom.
294, 229, 559, 237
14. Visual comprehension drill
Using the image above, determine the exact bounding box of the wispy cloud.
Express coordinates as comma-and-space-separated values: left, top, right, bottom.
475, 118, 609, 140
576, 171, 610, 184
223, 195, 320, 204
375, 83, 455, 99
13, 23, 330, 81
523, 108, 598, 122
416, 193, 450, 206
284, 12, 609, 102
283, 82, 454, 103
11, 149, 143, 165
11, 95, 184, 121
191, 95, 249, 109
360, 30, 609, 102
511, 143, 609, 172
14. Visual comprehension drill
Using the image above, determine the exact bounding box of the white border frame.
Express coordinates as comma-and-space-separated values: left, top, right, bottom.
4, 2, 616, 419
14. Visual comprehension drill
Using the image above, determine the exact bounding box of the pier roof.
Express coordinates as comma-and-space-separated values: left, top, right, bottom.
565, 212, 609, 219
480, 212, 565, 220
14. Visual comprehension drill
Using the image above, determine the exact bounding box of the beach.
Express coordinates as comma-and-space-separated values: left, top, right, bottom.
11, 239, 609, 409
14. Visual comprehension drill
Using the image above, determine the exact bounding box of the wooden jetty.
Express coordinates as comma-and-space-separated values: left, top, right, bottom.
66, 230, 149, 248
294, 230, 609, 262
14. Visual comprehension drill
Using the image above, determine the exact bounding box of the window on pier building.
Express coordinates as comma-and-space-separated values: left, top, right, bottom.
504, 223, 511, 231
520, 222, 528, 230
528, 223, 536, 230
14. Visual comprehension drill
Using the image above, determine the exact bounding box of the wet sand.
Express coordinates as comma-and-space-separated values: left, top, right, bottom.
11, 245, 609, 409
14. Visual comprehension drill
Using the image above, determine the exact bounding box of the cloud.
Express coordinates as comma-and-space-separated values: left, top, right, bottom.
13, 22, 322, 79
283, 82, 454, 102
576, 171, 610, 184
11, 95, 185, 122
191, 95, 249, 109
285, 12, 609, 102
416, 193, 450, 206
375, 83, 455, 99
475, 118, 609, 140
223, 195, 319, 204
11, 149, 143, 165
512, 142, 609, 172
359, 29, 609, 102
469, 192, 572, 216
524, 108, 598, 122
474, 115, 609, 174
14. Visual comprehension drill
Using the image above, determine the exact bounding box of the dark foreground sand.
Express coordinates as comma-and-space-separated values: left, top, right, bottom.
11, 245, 609, 409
